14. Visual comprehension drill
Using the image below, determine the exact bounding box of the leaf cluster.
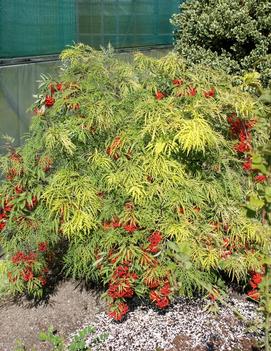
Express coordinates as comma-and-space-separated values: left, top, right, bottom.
171, 0, 271, 86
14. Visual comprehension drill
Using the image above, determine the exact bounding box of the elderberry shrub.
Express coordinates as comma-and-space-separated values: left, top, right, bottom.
0, 44, 270, 320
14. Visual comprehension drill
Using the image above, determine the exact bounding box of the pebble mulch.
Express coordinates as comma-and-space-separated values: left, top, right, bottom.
70, 296, 262, 351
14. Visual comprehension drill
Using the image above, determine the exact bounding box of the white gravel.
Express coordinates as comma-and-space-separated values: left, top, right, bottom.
69, 295, 262, 351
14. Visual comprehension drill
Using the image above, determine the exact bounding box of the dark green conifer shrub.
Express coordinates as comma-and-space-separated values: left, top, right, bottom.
0, 45, 270, 320
171, 0, 271, 86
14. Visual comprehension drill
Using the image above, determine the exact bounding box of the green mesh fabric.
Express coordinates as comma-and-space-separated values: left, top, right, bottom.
0, 0, 182, 58
0, 0, 76, 58
78, 0, 181, 48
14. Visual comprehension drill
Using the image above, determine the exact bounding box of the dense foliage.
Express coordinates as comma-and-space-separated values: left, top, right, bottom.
171, 0, 271, 86
0, 45, 270, 320
241, 80, 271, 348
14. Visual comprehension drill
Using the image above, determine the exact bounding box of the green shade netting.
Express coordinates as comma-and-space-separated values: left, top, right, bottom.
0, 0, 182, 58
78, 0, 181, 48
0, 0, 76, 58
0, 62, 59, 149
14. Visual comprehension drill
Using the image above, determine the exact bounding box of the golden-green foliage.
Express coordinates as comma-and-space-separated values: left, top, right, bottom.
0, 45, 270, 310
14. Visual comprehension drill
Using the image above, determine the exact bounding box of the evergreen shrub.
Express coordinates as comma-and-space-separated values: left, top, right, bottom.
171, 0, 271, 86
0, 45, 270, 320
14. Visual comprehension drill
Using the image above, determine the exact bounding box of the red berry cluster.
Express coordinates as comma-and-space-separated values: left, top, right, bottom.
38, 242, 48, 252
0, 198, 13, 231
108, 265, 137, 299
44, 95, 55, 108
102, 217, 139, 234
155, 79, 215, 100
12, 251, 37, 265
146, 231, 163, 253
34, 81, 63, 114
45, 82, 62, 108
247, 271, 264, 301
254, 174, 267, 183
108, 302, 129, 321
203, 87, 216, 98
123, 223, 139, 233
227, 113, 255, 153
149, 279, 171, 308
228, 113, 268, 183
243, 157, 252, 171
107, 262, 138, 320
8, 242, 49, 286
49, 82, 63, 95
155, 91, 166, 100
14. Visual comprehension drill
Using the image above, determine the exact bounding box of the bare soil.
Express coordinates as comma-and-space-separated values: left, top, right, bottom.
166, 335, 259, 351
0, 280, 104, 351
0, 282, 261, 351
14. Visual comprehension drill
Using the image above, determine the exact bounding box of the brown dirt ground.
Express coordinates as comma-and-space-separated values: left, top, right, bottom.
0, 280, 104, 351
166, 335, 259, 351
0, 282, 261, 351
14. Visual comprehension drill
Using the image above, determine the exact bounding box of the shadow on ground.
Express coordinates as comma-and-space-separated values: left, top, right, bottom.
0, 280, 105, 351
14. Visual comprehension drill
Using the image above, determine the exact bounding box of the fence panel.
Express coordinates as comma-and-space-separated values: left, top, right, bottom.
0, 62, 59, 149
0, 0, 182, 58
0, 0, 76, 58
78, 0, 181, 48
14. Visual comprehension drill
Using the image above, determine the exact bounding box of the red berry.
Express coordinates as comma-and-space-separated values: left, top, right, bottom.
155, 91, 166, 100
156, 296, 170, 308
243, 158, 252, 171
150, 290, 160, 302
187, 86, 197, 96
123, 223, 138, 233
251, 273, 263, 285
45, 95, 55, 107
172, 79, 183, 86
56, 83, 63, 91
203, 87, 215, 98
254, 175, 267, 183
38, 276, 47, 286
247, 289, 260, 301
21, 268, 34, 282
103, 222, 112, 230
38, 242, 48, 252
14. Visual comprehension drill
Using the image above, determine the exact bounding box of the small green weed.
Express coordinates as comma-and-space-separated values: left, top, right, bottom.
13, 325, 108, 351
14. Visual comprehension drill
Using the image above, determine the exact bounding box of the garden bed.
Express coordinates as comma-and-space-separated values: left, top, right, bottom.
0, 281, 104, 351
78, 293, 262, 351
0, 44, 270, 350
0, 280, 262, 351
